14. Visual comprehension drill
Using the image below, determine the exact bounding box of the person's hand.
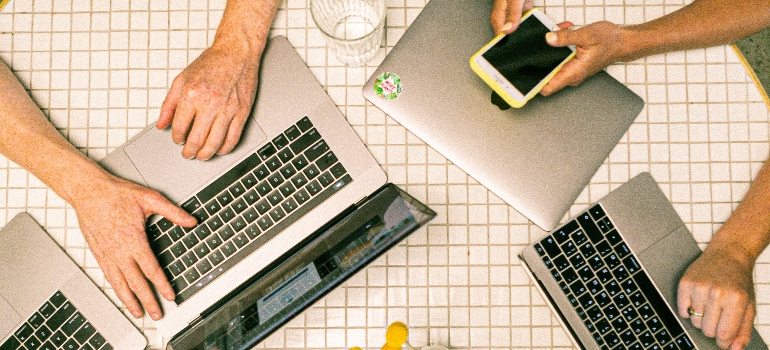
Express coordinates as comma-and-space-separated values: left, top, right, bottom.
677, 243, 756, 350
156, 44, 259, 161
490, 0, 535, 34
539, 21, 627, 96
71, 175, 196, 320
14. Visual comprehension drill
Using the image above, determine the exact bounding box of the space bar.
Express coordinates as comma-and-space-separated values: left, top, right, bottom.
175, 174, 353, 304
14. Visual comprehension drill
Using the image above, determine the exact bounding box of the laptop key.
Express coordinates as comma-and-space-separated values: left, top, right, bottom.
255, 199, 271, 215
606, 229, 622, 246
23, 336, 40, 350
221, 242, 237, 257
14, 324, 33, 342
316, 152, 338, 171
297, 116, 313, 132
614, 293, 630, 309
265, 156, 282, 172
196, 260, 213, 275
233, 233, 249, 248
561, 241, 577, 257
185, 269, 201, 284
245, 224, 260, 239
232, 198, 248, 214
191, 209, 209, 223
540, 237, 561, 258
181, 197, 202, 213
28, 313, 45, 329
219, 226, 235, 241
284, 125, 301, 140
330, 163, 346, 179
257, 216, 274, 231
253, 164, 270, 180
39, 341, 56, 350
292, 154, 309, 170
73, 322, 96, 344
258, 143, 277, 160
612, 316, 629, 333
306, 180, 322, 195
293, 188, 310, 205
595, 319, 611, 334
168, 261, 186, 277
269, 207, 286, 222
0, 337, 21, 350
182, 232, 199, 250
206, 234, 222, 250
50, 331, 66, 347
193, 242, 210, 259
62, 339, 78, 350
268, 173, 284, 188
290, 128, 321, 154
577, 213, 603, 243
623, 256, 641, 274
45, 302, 75, 331
209, 251, 225, 266
151, 235, 173, 254
219, 207, 236, 223
589, 205, 606, 220
230, 217, 247, 232
255, 181, 272, 196
170, 242, 186, 258
88, 334, 106, 349
272, 134, 289, 149
204, 199, 221, 216
241, 173, 258, 189
50, 291, 66, 307
181, 251, 198, 268
277, 148, 294, 163
303, 163, 320, 180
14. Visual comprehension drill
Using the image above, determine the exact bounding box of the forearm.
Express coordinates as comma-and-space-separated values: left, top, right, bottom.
617, 0, 770, 62
211, 0, 283, 64
707, 157, 770, 266
0, 61, 112, 205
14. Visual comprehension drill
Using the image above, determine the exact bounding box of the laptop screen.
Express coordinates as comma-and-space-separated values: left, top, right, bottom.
168, 184, 435, 350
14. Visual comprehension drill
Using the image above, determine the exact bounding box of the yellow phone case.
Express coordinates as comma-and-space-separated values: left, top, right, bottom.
470, 9, 575, 108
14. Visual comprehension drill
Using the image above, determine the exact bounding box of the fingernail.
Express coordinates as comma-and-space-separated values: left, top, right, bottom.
131, 310, 142, 318
501, 22, 513, 33
546, 32, 557, 45
151, 312, 161, 320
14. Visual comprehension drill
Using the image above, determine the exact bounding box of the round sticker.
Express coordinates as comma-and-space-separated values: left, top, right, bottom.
374, 72, 402, 100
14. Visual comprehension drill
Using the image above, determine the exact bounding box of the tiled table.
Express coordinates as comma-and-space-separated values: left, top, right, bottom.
1, 0, 769, 349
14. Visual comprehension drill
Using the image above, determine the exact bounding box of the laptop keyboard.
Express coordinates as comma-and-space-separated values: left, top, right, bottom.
0, 291, 112, 350
535, 204, 696, 350
146, 116, 352, 304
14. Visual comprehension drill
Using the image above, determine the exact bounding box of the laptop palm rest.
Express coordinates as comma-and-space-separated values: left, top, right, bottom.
0, 295, 20, 341
123, 118, 267, 203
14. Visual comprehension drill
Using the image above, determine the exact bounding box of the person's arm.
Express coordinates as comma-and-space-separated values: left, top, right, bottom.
156, 0, 282, 161
677, 157, 770, 350
0, 60, 196, 320
538, 0, 770, 95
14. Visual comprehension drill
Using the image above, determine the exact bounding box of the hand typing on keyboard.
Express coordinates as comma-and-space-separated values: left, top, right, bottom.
71, 174, 197, 321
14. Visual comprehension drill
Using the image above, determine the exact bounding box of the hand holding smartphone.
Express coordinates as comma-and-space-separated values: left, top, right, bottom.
470, 9, 575, 108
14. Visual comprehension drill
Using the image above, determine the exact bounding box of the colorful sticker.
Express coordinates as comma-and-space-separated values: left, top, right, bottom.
374, 72, 402, 100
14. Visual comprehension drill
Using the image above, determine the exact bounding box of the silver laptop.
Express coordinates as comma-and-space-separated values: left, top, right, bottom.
362, 0, 645, 231
0, 213, 147, 350
99, 36, 436, 347
520, 172, 768, 349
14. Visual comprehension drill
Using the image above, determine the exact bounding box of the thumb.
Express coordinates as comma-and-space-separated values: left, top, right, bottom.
545, 29, 572, 48
156, 78, 183, 129
145, 191, 198, 228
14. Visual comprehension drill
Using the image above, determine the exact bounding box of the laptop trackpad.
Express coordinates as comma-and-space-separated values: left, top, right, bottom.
0, 295, 21, 341
124, 118, 267, 203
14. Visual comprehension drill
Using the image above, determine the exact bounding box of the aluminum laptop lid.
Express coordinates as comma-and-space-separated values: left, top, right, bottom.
166, 184, 435, 350
519, 173, 768, 349
0, 213, 147, 350
363, 0, 644, 231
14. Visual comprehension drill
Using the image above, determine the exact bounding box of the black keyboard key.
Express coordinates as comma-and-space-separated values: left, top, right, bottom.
292, 154, 309, 170
170, 242, 186, 258
639, 303, 654, 320
216, 191, 234, 207
194, 225, 212, 240
232, 198, 248, 214
182, 232, 199, 250
255, 181, 272, 196
579, 293, 596, 309
297, 116, 313, 132
146, 225, 162, 241
158, 251, 175, 268
632, 272, 684, 336
241, 173, 258, 189
206, 234, 222, 250
185, 269, 201, 284
28, 313, 45, 328
221, 242, 237, 257
171, 277, 187, 293
243, 207, 259, 223
316, 152, 338, 171
73, 322, 96, 344
245, 224, 260, 239
285, 125, 301, 140
596, 267, 612, 283
638, 330, 655, 347
612, 316, 629, 333
595, 319, 612, 334
273, 134, 289, 149
253, 164, 269, 180
210, 250, 225, 266
587, 255, 604, 270
168, 226, 185, 241
306, 180, 322, 195
257, 216, 274, 231
181, 251, 198, 268
606, 280, 621, 296
603, 304, 619, 320
613, 266, 630, 281
269, 207, 286, 222
675, 335, 695, 349
571, 230, 587, 245
206, 216, 225, 233
587, 279, 601, 294
561, 241, 577, 257
198, 153, 260, 203
577, 212, 603, 243
229, 183, 246, 199
603, 331, 621, 348
303, 164, 321, 180
196, 259, 213, 275
191, 209, 209, 223
181, 197, 202, 213
277, 148, 294, 163
595, 291, 611, 307
569, 280, 587, 295
204, 199, 221, 216
587, 305, 602, 321
219, 207, 236, 223
193, 242, 211, 259
579, 242, 597, 258
553, 255, 569, 270
279, 182, 296, 197
156, 218, 174, 232
655, 329, 672, 345
233, 233, 249, 248
620, 329, 636, 346
230, 217, 247, 232
24, 336, 41, 350
281, 198, 298, 213
268, 173, 284, 188
46, 302, 75, 331
614, 293, 630, 309
554, 221, 579, 243
294, 188, 310, 205
48, 293, 65, 308
569, 254, 586, 269
39, 341, 56, 350
589, 205, 606, 220
243, 189, 259, 205
623, 256, 642, 274
255, 199, 270, 215
15, 324, 33, 342
577, 266, 594, 282
265, 156, 282, 172
601, 217, 614, 232
330, 163, 346, 178
615, 242, 631, 258
168, 261, 186, 277
219, 226, 235, 241
50, 331, 66, 347
290, 128, 321, 154
62, 339, 78, 350
257, 143, 277, 160
291, 173, 308, 189
596, 241, 613, 256
267, 190, 284, 206
88, 334, 106, 349
541, 237, 561, 258
1, 337, 21, 350
562, 267, 579, 284
606, 229, 622, 246
622, 278, 638, 294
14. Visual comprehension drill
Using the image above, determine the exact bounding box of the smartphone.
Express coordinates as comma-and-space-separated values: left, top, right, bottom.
470, 9, 576, 108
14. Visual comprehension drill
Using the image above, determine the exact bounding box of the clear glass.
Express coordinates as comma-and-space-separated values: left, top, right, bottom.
310, 0, 386, 67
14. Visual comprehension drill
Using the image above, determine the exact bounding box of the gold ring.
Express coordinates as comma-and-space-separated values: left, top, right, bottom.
688, 307, 704, 317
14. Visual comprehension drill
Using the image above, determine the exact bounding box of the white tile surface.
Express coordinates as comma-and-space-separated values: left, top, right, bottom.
1, 0, 769, 349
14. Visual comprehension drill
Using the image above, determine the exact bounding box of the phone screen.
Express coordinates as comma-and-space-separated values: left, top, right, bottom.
481, 15, 573, 95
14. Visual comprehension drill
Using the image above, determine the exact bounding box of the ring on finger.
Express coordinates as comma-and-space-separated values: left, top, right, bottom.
688, 307, 704, 317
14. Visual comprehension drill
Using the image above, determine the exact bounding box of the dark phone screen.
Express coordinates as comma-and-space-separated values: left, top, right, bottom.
482, 14, 573, 95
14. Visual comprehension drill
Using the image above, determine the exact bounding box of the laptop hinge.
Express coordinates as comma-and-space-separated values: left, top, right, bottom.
354, 196, 368, 207
188, 315, 204, 327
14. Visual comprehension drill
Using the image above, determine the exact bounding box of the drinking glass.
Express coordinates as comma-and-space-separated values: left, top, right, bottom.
310, 0, 386, 67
